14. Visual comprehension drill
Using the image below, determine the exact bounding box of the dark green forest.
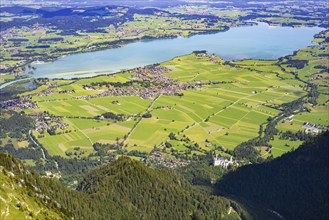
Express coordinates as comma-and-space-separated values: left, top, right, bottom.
217, 132, 329, 220
0, 153, 250, 220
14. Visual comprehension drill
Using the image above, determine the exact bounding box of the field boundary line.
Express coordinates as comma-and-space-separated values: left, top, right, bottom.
124, 94, 161, 143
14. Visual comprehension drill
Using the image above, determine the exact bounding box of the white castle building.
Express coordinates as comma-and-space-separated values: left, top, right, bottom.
213, 155, 236, 168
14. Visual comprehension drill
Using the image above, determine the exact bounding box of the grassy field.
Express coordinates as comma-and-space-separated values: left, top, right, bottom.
0, 74, 15, 85
269, 138, 303, 158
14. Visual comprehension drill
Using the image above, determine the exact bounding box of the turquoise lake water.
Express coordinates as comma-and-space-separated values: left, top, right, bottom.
25, 22, 323, 79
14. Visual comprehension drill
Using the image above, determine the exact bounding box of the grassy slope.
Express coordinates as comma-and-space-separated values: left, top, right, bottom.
0, 158, 68, 220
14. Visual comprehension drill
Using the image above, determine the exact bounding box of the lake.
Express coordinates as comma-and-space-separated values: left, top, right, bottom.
26, 22, 323, 79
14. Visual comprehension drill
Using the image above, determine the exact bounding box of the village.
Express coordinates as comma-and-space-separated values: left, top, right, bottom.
79, 64, 204, 100
29, 112, 69, 135
0, 80, 59, 111
146, 151, 189, 169
0, 96, 37, 111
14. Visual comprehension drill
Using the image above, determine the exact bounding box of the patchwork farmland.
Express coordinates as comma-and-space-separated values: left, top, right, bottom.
15, 40, 328, 160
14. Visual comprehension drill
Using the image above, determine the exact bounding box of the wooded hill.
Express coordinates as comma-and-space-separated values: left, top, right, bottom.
217, 132, 329, 220
0, 153, 249, 219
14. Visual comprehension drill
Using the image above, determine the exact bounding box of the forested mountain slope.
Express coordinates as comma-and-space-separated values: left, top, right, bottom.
77, 156, 251, 219
217, 132, 329, 220
0, 153, 249, 219
0, 154, 69, 219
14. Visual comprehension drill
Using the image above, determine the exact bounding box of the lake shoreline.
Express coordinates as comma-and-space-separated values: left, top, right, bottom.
5, 26, 231, 76
4, 22, 324, 81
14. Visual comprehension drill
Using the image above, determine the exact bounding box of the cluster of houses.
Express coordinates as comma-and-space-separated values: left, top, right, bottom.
78, 65, 203, 100
116, 27, 144, 38
0, 81, 59, 111
194, 50, 222, 64
1, 24, 47, 47
131, 65, 171, 83
147, 151, 189, 168
29, 112, 68, 134
303, 122, 325, 134
197, 52, 222, 64
0, 97, 37, 111
1, 62, 204, 112
145, 151, 240, 169
33, 81, 58, 97
310, 74, 325, 81
77, 86, 153, 100
213, 155, 239, 169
